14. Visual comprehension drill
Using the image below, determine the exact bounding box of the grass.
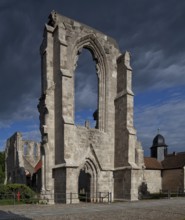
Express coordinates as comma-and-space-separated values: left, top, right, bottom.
0, 199, 25, 205
0, 198, 39, 205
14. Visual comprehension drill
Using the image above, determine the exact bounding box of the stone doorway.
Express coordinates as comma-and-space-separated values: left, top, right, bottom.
78, 169, 91, 202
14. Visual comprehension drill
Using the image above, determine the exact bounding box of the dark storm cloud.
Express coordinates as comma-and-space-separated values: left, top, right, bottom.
1, 0, 185, 152
0, 0, 60, 126
112, 0, 185, 93
63, 0, 185, 94
58, 0, 185, 94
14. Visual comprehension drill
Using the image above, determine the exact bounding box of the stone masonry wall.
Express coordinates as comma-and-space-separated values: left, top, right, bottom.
144, 170, 162, 193
5, 132, 40, 185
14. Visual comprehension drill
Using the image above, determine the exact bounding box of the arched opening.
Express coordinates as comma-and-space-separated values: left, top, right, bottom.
74, 48, 98, 128
78, 169, 91, 202
23, 143, 28, 156
33, 143, 37, 159
25, 170, 31, 186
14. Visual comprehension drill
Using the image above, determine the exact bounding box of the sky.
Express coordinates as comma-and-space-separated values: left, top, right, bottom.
1, 0, 185, 156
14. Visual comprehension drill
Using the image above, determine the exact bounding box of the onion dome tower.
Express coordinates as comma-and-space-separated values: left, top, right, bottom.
150, 134, 168, 161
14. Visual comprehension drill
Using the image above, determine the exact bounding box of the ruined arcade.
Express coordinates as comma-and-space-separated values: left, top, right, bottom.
38, 11, 144, 203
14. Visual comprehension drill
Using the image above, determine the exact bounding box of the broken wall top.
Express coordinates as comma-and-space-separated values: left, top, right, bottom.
46, 10, 119, 50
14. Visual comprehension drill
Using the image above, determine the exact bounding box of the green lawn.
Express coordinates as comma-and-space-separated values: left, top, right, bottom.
0, 198, 39, 205
0, 199, 25, 205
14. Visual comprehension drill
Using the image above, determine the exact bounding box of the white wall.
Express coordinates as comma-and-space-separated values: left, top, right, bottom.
144, 170, 162, 193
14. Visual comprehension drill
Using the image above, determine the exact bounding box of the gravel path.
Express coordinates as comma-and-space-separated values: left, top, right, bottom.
0, 198, 185, 220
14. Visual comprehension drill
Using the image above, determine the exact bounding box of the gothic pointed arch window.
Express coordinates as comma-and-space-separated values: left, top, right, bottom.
72, 34, 107, 131
74, 48, 98, 128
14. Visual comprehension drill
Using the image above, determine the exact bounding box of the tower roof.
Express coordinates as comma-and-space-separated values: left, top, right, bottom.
151, 134, 167, 148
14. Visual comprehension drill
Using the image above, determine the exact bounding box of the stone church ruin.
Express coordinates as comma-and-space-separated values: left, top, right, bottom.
4, 132, 41, 191
38, 11, 144, 203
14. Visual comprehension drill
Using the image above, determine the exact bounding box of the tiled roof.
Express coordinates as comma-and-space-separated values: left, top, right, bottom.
162, 153, 185, 169
145, 153, 185, 170
144, 157, 162, 170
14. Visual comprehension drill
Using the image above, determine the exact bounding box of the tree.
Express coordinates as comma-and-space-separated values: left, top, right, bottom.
0, 152, 5, 184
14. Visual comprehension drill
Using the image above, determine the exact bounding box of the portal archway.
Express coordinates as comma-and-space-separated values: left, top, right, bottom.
78, 158, 98, 202
78, 170, 91, 202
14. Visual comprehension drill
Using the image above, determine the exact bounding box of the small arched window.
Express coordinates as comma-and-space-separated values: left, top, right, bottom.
23, 143, 28, 156
33, 143, 37, 159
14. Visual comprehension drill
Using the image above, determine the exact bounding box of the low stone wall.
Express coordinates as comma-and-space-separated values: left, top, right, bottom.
144, 170, 162, 193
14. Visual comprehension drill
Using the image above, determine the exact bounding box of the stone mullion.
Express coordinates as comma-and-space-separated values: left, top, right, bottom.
98, 57, 105, 131
103, 58, 108, 133
98, 68, 103, 131
102, 61, 106, 131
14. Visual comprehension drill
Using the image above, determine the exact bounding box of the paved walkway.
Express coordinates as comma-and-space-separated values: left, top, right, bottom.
0, 198, 185, 219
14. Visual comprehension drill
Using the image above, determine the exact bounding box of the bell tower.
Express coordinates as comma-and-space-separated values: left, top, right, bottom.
151, 134, 168, 161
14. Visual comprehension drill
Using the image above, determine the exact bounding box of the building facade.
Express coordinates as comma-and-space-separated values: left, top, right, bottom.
144, 134, 185, 194
38, 11, 144, 203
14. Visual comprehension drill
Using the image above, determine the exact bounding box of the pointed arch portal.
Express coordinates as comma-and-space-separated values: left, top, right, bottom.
78, 158, 98, 202
78, 170, 91, 202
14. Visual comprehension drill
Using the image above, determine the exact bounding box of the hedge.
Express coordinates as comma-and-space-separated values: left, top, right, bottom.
0, 184, 36, 199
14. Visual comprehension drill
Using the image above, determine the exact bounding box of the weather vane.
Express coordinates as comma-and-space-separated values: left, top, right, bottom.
157, 128, 160, 134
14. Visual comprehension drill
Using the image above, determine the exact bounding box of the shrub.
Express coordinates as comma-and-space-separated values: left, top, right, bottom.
0, 184, 36, 199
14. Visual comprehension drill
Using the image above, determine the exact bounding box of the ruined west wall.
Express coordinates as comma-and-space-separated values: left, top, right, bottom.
49, 11, 120, 196
40, 11, 144, 202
